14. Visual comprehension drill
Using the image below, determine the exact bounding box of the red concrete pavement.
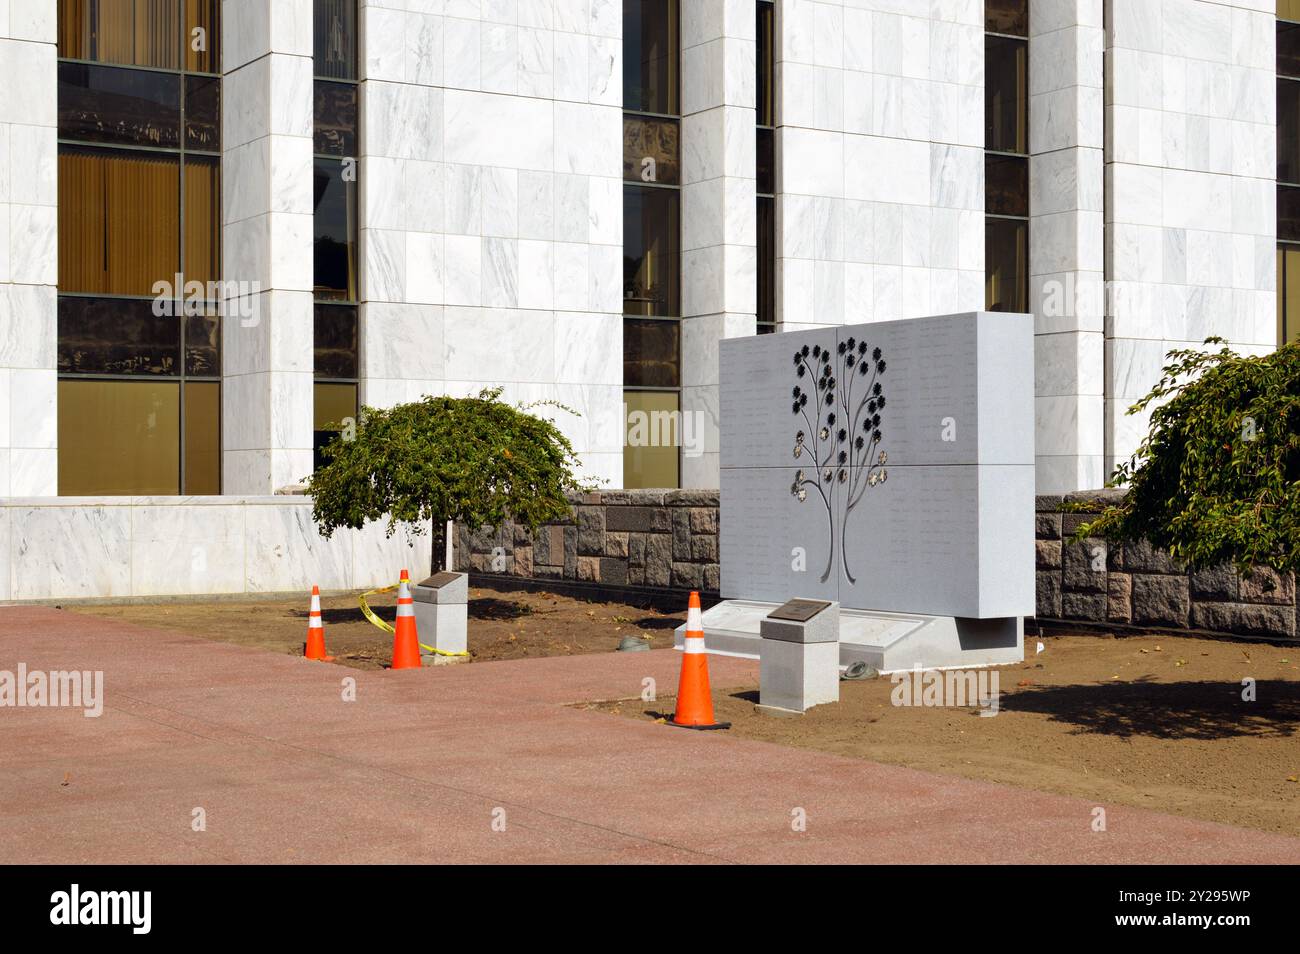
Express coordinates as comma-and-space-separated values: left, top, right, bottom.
0, 605, 1297, 864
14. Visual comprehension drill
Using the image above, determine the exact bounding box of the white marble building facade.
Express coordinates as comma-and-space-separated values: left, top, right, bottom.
0, 0, 1288, 599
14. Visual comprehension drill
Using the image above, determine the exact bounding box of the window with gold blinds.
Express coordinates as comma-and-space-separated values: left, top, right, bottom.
55, 0, 222, 496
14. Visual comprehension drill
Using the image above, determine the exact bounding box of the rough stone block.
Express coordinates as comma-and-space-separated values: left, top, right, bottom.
671, 509, 692, 561
563, 526, 578, 577
1131, 574, 1190, 627
576, 555, 599, 582
689, 508, 718, 534
1036, 573, 1062, 618
599, 558, 627, 585
627, 532, 647, 566
644, 542, 671, 587
671, 561, 703, 590
691, 535, 718, 562
1190, 602, 1296, 639
1107, 573, 1132, 622
1061, 590, 1106, 620
513, 546, 533, 577
1036, 540, 1061, 570
1190, 563, 1239, 601
1240, 567, 1294, 605
605, 531, 629, 557
1035, 512, 1062, 539
1123, 539, 1184, 575
576, 507, 605, 555
703, 563, 721, 591
1062, 539, 1106, 592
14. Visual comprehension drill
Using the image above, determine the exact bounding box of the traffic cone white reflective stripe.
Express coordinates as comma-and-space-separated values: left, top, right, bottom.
309, 591, 323, 629
683, 599, 706, 653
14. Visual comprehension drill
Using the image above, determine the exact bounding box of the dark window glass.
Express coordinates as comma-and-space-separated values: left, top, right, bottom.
58, 380, 181, 495
623, 0, 679, 114
58, 0, 182, 70
1281, 21, 1300, 79
315, 0, 358, 80
985, 35, 1028, 154
314, 304, 359, 379
58, 62, 181, 148
986, 217, 1028, 313
757, 126, 775, 196
314, 382, 358, 471
1280, 186, 1300, 243
314, 80, 358, 157
623, 185, 680, 318
184, 311, 220, 376
757, 196, 775, 326
184, 74, 220, 150
314, 158, 358, 301
985, 0, 1028, 37
58, 296, 182, 376
624, 317, 680, 388
757, 1, 775, 127
623, 114, 680, 184
1281, 79, 1300, 185
986, 154, 1029, 217
59, 146, 180, 296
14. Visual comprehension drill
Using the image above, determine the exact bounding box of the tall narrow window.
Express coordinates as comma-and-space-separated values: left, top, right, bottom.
623, 0, 681, 488
756, 0, 776, 334
1278, 7, 1300, 346
985, 1, 1029, 313
55, 0, 222, 495
313, 0, 360, 469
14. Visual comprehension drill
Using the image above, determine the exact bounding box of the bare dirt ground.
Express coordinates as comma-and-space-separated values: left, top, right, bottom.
596, 632, 1300, 838
66, 587, 684, 670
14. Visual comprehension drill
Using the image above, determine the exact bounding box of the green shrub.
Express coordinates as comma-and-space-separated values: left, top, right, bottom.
307, 388, 593, 570
1077, 338, 1300, 574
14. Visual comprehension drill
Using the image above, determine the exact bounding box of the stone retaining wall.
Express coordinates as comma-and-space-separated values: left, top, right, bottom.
1036, 491, 1297, 640
457, 487, 1298, 641
454, 489, 720, 596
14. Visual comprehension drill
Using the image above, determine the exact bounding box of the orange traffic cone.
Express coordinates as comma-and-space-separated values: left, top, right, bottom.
671, 591, 729, 730
305, 585, 334, 661
391, 569, 422, 670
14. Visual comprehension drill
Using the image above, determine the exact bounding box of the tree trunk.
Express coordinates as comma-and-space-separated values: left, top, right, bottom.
430, 517, 446, 577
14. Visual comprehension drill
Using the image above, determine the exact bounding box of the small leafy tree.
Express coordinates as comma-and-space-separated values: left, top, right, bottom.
308, 388, 594, 574
1077, 338, 1300, 574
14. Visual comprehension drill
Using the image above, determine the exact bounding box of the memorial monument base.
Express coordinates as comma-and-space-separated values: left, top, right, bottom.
675, 600, 1022, 673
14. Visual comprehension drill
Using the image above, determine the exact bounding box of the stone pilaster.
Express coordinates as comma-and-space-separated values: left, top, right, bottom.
1030, 0, 1105, 492
220, 0, 315, 492
680, 1, 758, 488
0, 2, 58, 495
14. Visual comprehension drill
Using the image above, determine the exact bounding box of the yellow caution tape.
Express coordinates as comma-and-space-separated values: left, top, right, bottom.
358, 582, 471, 657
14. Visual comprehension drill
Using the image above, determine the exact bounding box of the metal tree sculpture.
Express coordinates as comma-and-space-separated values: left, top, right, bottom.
790, 338, 888, 584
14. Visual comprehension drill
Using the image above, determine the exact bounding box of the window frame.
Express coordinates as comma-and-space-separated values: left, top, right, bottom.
55, 0, 223, 495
